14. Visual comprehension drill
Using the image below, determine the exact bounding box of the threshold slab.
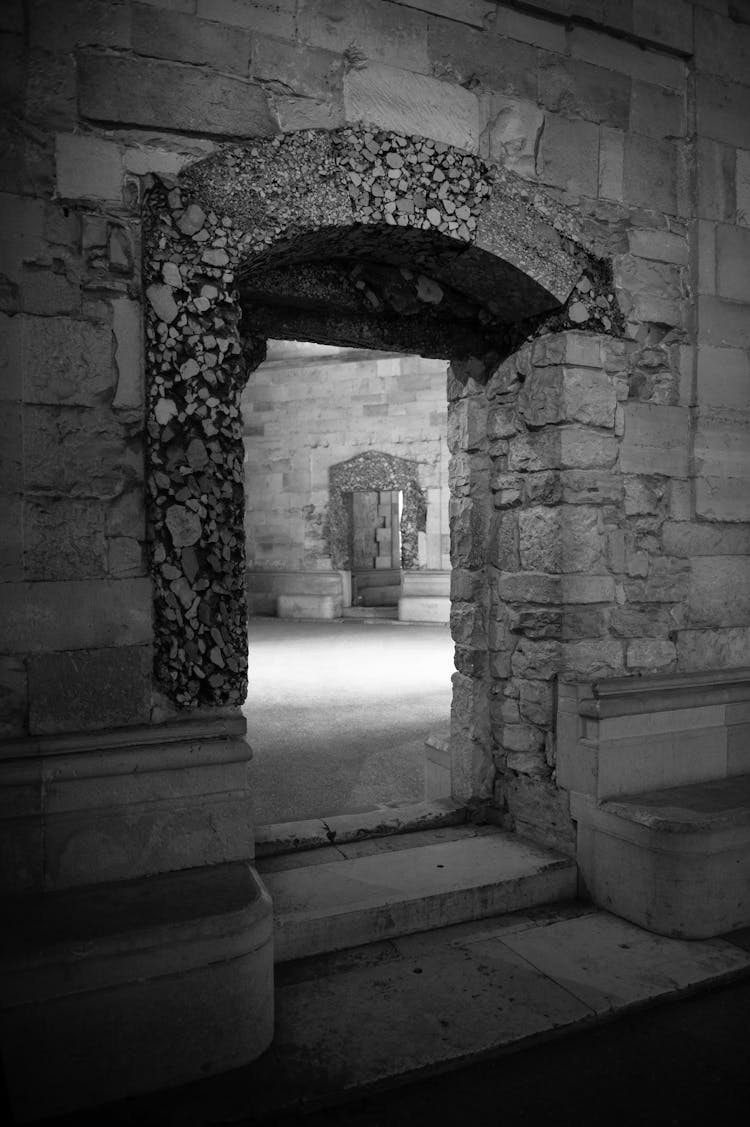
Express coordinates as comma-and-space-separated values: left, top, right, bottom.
257, 825, 576, 961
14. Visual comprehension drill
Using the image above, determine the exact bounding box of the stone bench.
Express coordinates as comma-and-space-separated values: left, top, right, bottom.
558, 667, 750, 939
572, 775, 750, 939
1, 862, 273, 1121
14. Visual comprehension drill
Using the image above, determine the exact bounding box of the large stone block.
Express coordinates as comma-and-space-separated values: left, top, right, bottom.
344, 62, 480, 153
630, 80, 686, 141
663, 521, 750, 557
132, 4, 253, 74
563, 638, 624, 678
697, 73, 750, 149
511, 639, 561, 680
627, 227, 689, 266
22, 315, 114, 405
0, 654, 26, 737
611, 604, 684, 638
716, 224, 750, 303
688, 557, 750, 627
0, 578, 152, 653
428, 20, 538, 100
539, 54, 630, 128
0, 494, 22, 581
625, 638, 676, 671
252, 36, 343, 100
569, 26, 685, 90
619, 403, 689, 477
697, 345, 750, 410
509, 427, 617, 472
299, 0, 429, 72
0, 312, 22, 401
696, 137, 737, 222
77, 52, 276, 137
519, 366, 616, 429
632, 0, 693, 54
624, 559, 690, 604
695, 5, 750, 82
20, 266, 80, 316
677, 626, 750, 671
27, 645, 151, 735
196, 0, 295, 35
55, 133, 124, 202
622, 133, 678, 214
694, 409, 750, 521
598, 125, 624, 201
29, 0, 131, 50
699, 295, 750, 349
24, 404, 142, 498
537, 113, 599, 197
0, 403, 22, 491
24, 497, 107, 581
518, 505, 604, 575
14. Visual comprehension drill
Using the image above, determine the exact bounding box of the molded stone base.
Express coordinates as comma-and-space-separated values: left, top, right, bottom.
0, 715, 256, 893
1, 862, 274, 1122
572, 777, 750, 938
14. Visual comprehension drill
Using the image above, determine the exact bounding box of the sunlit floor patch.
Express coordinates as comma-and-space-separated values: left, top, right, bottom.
244, 617, 454, 825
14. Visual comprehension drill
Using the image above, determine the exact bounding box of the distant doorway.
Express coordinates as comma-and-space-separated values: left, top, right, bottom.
351, 489, 402, 609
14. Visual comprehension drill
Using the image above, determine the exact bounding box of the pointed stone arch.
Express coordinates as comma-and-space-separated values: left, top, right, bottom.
142, 125, 622, 708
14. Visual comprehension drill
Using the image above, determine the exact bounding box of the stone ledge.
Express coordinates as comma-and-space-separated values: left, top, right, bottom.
581, 666, 750, 717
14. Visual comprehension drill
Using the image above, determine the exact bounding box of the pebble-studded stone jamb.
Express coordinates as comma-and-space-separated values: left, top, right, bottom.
328, 452, 427, 572
143, 175, 266, 709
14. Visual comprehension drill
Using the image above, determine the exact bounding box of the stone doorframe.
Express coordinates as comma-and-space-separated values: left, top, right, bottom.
142, 123, 621, 812
328, 451, 426, 572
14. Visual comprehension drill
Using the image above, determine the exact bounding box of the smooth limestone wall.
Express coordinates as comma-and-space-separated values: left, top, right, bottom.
0, 0, 748, 847
242, 340, 450, 579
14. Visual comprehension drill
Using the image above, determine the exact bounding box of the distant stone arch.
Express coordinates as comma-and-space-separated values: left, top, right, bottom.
142, 125, 621, 707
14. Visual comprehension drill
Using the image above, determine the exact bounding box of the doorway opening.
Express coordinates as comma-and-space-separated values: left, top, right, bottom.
241, 340, 454, 827
350, 488, 402, 611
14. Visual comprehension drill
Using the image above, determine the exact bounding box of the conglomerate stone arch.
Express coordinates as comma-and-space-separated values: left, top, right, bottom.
142, 125, 622, 708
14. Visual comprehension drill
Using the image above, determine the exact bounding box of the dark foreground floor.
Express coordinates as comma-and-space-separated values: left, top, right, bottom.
267, 972, 750, 1127
21, 962, 750, 1127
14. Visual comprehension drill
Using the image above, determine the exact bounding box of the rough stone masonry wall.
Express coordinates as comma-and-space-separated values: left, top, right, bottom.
242, 345, 450, 574
0, 1, 748, 844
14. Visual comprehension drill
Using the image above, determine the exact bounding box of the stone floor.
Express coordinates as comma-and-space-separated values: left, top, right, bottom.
34, 903, 750, 1127
243, 617, 454, 824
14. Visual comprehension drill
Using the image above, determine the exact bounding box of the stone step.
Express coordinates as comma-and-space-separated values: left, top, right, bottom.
255, 798, 466, 858
257, 825, 577, 963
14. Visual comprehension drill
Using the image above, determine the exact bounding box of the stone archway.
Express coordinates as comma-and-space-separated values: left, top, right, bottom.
141, 126, 623, 796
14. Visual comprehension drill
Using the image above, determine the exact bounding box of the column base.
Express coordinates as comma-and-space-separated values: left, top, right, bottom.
1, 861, 274, 1122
